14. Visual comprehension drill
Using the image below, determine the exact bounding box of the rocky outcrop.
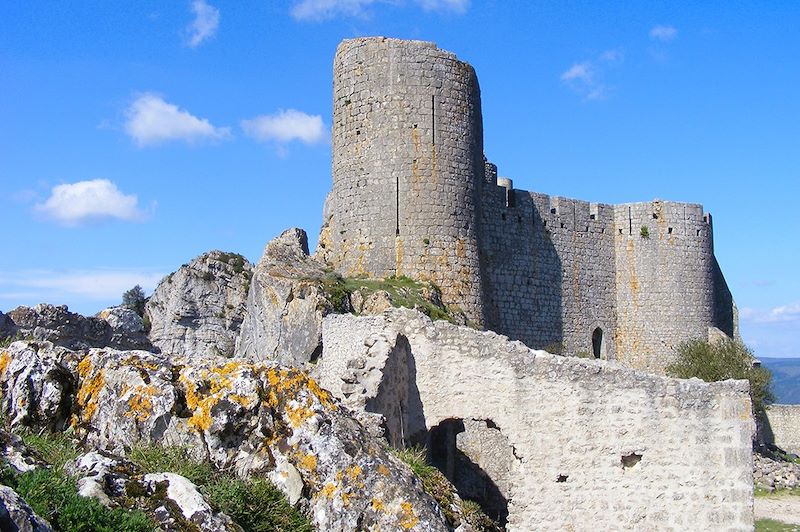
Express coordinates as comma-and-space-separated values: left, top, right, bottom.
236, 229, 334, 366
0, 340, 451, 531
3, 304, 152, 351
66, 451, 240, 531
0, 486, 52, 532
145, 251, 252, 359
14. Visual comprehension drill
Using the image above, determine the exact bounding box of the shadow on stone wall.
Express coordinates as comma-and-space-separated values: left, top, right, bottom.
712, 256, 736, 338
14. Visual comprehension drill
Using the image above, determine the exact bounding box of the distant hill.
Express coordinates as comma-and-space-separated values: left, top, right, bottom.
760, 357, 800, 405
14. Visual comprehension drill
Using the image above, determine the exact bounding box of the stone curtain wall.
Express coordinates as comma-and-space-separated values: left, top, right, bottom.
765, 405, 800, 454
319, 310, 755, 531
613, 201, 716, 372
480, 180, 617, 359
329, 37, 486, 324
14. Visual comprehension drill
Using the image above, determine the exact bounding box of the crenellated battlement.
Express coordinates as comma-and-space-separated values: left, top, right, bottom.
323, 37, 737, 374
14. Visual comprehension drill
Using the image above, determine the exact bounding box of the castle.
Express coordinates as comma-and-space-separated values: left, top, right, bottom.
318, 37, 738, 374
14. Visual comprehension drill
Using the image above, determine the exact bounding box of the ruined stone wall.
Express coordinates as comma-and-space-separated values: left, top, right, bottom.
480, 181, 617, 359
328, 37, 486, 324
319, 309, 755, 531
613, 201, 716, 373
764, 404, 800, 455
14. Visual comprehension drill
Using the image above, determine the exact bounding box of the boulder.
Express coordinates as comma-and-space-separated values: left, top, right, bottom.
145, 251, 252, 359
0, 486, 53, 532
235, 229, 334, 366
0, 340, 451, 531
5, 303, 152, 351
95, 306, 152, 350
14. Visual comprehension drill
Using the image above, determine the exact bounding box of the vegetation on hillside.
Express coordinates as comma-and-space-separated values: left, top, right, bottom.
666, 338, 774, 415
0, 428, 312, 532
318, 272, 462, 323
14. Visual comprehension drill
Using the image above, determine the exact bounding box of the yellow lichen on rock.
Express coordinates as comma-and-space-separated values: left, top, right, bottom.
371, 498, 385, 512
0, 350, 10, 375
298, 453, 318, 472
125, 385, 158, 422
320, 482, 337, 499
76, 356, 105, 423
399, 501, 420, 529
377, 464, 390, 476
179, 362, 252, 432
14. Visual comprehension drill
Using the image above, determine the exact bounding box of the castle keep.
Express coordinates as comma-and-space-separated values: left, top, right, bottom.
320, 37, 737, 373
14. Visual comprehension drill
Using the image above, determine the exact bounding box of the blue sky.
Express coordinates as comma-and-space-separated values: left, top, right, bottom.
1, 1, 798, 357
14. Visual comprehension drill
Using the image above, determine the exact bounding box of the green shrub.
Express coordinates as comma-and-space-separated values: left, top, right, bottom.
666, 338, 774, 415
640, 226, 650, 239
204, 477, 312, 532
122, 285, 147, 317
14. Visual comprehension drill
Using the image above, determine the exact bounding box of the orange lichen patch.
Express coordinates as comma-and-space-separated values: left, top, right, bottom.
341, 490, 352, 506
377, 464, 390, 477
124, 385, 159, 422
298, 453, 318, 472
122, 355, 160, 372
346, 464, 363, 481
371, 498, 385, 512
0, 350, 10, 375
179, 362, 252, 432
228, 394, 254, 407
320, 482, 337, 499
399, 502, 419, 530
76, 356, 105, 423
286, 403, 316, 428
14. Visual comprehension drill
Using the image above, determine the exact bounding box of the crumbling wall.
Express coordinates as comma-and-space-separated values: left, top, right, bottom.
319, 309, 755, 531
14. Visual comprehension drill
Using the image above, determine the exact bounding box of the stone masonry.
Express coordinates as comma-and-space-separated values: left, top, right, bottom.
321, 37, 738, 374
317, 308, 755, 531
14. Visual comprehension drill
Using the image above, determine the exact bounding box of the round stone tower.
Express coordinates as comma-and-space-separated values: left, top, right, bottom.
327, 37, 486, 324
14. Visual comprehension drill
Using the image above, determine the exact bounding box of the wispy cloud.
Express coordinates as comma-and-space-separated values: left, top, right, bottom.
0, 269, 164, 310
741, 303, 800, 324
124, 93, 230, 146
186, 0, 220, 48
415, 0, 469, 13
560, 49, 622, 101
290, 0, 468, 21
650, 25, 678, 42
242, 109, 326, 145
34, 180, 147, 226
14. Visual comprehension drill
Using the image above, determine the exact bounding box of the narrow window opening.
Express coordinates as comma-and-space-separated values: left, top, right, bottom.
550, 208, 557, 214
395, 173, 400, 236
618, 228, 623, 235
543, 220, 548, 227
560, 222, 565, 229
668, 227, 673, 234
431, 95, 435, 145
652, 213, 658, 219
501, 213, 506, 221
556, 474, 569, 483
696, 229, 701, 236
590, 214, 596, 220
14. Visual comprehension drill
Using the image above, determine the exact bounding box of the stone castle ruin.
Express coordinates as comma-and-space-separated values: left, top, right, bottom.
318, 37, 738, 374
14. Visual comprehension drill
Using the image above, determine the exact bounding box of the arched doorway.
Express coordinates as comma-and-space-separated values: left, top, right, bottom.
592, 327, 604, 359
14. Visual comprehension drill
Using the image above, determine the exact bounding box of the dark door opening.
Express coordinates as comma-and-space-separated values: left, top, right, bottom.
592, 327, 603, 359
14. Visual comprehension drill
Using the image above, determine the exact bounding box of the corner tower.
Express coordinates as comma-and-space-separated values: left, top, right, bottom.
326, 37, 486, 324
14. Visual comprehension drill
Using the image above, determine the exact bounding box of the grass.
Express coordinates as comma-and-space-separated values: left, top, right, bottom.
318, 272, 456, 322
0, 332, 33, 348
2, 429, 312, 532
756, 518, 800, 531
756, 486, 800, 498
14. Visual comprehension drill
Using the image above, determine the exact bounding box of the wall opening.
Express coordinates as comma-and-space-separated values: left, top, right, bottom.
592, 327, 604, 359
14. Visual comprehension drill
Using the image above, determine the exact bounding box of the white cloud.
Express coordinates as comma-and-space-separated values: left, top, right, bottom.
290, 0, 468, 20
241, 109, 326, 144
415, 0, 469, 12
650, 25, 678, 42
560, 62, 593, 84
124, 93, 230, 146
0, 269, 164, 311
186, 0, 220, 48
35, 180, 146, 225
742, 303, 800, 324
291, 0, 376, 20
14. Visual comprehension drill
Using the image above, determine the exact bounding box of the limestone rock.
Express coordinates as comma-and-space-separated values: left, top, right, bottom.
236, 228, 334, 365
5, 304, 152, 351
0, 486, 53, 532
145, 251, 252, 359
1, 340, 451, 531
0, 428, 48, 474
96, 306, 152, 350
0, 341, 77, 430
